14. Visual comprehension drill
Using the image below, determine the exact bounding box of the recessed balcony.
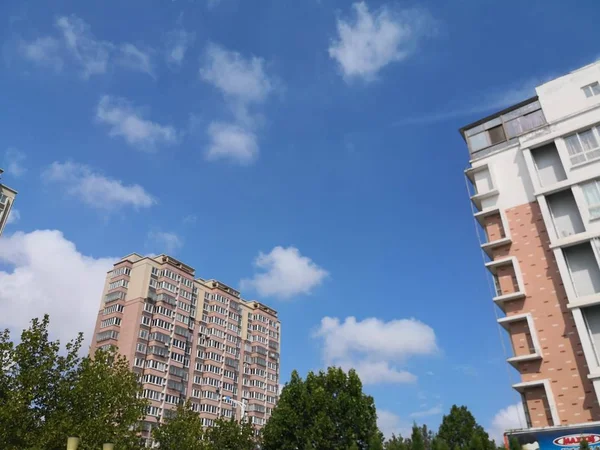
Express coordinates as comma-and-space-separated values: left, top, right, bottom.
481, 237, 512, 258
470, 189, 499, 211
466, 165, 499, 211
498, 313, 542, 367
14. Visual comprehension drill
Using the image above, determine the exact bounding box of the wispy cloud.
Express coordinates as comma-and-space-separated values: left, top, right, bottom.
4, 148, 27, 177
200, 43, 275, 164
55, 15, 112, 78
147, 231, 183, 254
410, 404, 443, 418
96, 95, 179, 150
43, 161, 156, 211
118, 43, 155, 78
6, 209, 20, 225
19, 37, 63, 71
165, 27, 195, 68
329, 2, 435, 82
454, 364, 478, 377
394, 74, 557, 126
19, 15, 156, 79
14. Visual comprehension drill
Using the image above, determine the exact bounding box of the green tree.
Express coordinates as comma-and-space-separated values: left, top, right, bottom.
153, 402, 206, 450
508, 436, 521, 450
432, 438, 450, 450
203, 417, 256, 450
369, 431, 385, 450
421, 425, 434, 450
437, 405, 495, 450
0, 316, 148, 450
412, 424, 426, 450
581, 437, 590, 450
262, 367, 381, 450
385, 434, 409, 450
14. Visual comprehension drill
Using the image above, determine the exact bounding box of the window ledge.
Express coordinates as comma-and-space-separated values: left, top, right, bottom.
570, 157, 600, 171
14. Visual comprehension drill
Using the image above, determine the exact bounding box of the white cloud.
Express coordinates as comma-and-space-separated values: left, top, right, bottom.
0, 230, 116, 346
378, 410, 410, 439
147, 231, 183, 254
6, 209, 20, 225
314, 316, 437, 385
166, 28, 195, 68
43, 161, 156, 211
329, 2, 433, 81
118, 43, 155, 78
488, 403, 527, 445
241, 246, 328, 299
19, 36, 63, 71
200, 43, 273, 105
55, 15, 112, 78
96, 95, 179, 150
410, 404, 443, 418
206, 121, 258, 164
4, 148, 26, 177
343, 360, 416, 384
19, 15, 158, 79
199, 43, 275, 163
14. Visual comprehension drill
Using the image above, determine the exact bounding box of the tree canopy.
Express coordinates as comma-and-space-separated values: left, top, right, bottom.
261, 367, 382, 450
153, 401, 257, 450
0, 316, 147, 450
437, 405, 496, 450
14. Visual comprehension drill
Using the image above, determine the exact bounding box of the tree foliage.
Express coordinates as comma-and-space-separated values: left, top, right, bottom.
153, 401, 257, 450
153, 402, 205, 450
580, 438, 590, 450
508, 436, 521, 450
411, 424, 426, 450
437, 406, 496, 450
204, 416, 257, 449
261, 367, 381, 450
0, 316, 147, 450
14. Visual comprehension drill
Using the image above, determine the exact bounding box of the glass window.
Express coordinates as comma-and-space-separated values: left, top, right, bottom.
468, 132, 490, 152
583, 82, 600, 98
582, 180, 600, 220
488, 125, 507, 145
564, 127, 600, 165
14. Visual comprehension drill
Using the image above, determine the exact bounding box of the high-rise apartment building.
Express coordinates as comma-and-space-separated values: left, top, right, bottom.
0, 168, 18, 237
90, 253, 281, 446
462, 61, 600, 432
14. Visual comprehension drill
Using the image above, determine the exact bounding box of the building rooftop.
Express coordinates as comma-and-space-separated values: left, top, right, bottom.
458, 96, 539, 140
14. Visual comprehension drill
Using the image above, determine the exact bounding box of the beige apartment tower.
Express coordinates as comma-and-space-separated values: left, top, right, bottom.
90, 253, 281, 446
462, 61, 600, 430
0, 168, 18, 236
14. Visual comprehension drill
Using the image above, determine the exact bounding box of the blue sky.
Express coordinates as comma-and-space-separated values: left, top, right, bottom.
1, 0, 599, 442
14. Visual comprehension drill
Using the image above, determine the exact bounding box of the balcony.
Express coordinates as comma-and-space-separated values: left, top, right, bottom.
531, 142, 567, 188
478, 209, 511, 257
486, 257, 526, 312
497, 313, 542, 368
547, 189, 585, 242
564, 241, 600, 300
512, 379, 558, 428
466, 165, 499, 211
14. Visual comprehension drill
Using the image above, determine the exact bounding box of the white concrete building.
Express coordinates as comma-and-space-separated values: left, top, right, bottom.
0, 168, 17, 237
462, 61, 600, 428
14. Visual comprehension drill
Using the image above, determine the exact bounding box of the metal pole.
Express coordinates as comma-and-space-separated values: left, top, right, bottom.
66, 437, 80, 450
